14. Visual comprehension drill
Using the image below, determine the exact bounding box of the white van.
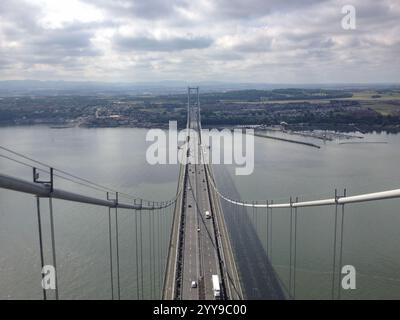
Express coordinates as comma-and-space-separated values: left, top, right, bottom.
205, 211, 211, 219
212, 275, 220, 298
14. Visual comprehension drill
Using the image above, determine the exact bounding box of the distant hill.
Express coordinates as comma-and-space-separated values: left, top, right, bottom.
0, 80, 398, 96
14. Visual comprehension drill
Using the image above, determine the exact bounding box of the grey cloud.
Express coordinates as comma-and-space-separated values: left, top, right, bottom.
210, 0, 331, 19
82, 0, 330, 21
81, 0, 332, 23
0, 0, 399, 82
30, 23, 102, 58
356, 1, 395, 20
0, 56, 13, 69
288, 36, 335, 51
207, 51, 244, 61
228, 36, 273, 53
0, 0, 41, 31
82, 0, 188, 19
1, 17, 102, 69
114, 35, 213, 52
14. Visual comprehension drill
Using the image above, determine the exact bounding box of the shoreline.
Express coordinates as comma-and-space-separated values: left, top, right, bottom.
1, 122, 400, 134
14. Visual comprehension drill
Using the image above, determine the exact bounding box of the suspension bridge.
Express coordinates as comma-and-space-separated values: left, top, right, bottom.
1, 87, 400, 300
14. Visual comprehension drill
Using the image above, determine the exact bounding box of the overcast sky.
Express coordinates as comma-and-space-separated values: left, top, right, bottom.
0, 0, 399, 83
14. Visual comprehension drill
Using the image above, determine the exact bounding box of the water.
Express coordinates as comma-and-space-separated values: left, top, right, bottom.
0, 126, 178, 299
214, 131, 400, 299
1, 126, 400, 299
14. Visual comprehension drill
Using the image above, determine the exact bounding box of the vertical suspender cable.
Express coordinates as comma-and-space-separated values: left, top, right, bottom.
237, 202, 240, 247
148, 205, 152, 299
140, 201, 144, 299
337, 202, 345, 300
236, 201, 240, 227
157, 204, 160, 298
266, 201, 269, 257
241, 201, 245, 226
161, 203, 164, 297
147, 203, 154, 299
289, 198, 293, 297
152, 203, 155, 299
108, 206, 114, 300
134, 203, 139, 300
332, 191, 338, 300
158, 203, 162, 298
229, 202, 233, 244
160, 204, 165, 292
255, 202, 258, 236
254, 203, 257, 235
48, 197, 59, 300
148, 202, 153, 299
115, 203, 121, 300
252, 201, 255, 230
151, 202, 157, 298
35, 196, 47, 300
265, 200, 268, 265
165, 203, 169, 284
235, 202, 238, 247
270, 201, 273, 261
293, 198, 298, 299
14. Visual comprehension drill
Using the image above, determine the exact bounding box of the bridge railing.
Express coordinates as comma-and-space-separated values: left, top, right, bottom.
211, 173, 400, 299
0, 158, 178, 300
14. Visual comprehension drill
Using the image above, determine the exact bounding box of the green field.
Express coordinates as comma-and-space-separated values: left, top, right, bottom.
224, 89, 400, 115
350, 90, 400, 115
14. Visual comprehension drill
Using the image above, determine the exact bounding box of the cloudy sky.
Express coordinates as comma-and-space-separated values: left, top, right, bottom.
0, 0, 399, 83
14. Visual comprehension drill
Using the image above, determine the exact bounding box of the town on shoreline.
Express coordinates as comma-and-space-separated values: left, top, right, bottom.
1, 87, 400, 133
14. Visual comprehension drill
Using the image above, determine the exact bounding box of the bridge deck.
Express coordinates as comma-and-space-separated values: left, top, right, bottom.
181, 161, 219, 299
180, 114, 221, 299
163, 89, 243, 300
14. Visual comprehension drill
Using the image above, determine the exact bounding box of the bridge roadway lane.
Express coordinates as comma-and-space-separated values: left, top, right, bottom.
181, 112, 220, 300
181, 160, 199, 299
195, 162, 219, 300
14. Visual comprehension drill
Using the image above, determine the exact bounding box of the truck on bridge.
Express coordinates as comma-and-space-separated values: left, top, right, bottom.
212, 275, 221, 299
